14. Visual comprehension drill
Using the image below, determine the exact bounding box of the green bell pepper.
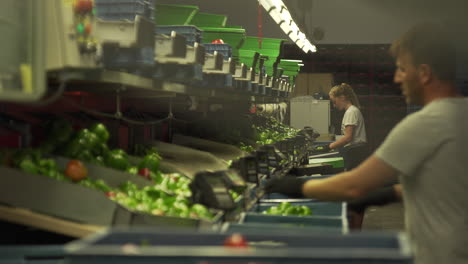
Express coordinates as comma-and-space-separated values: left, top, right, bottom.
89, 123, 110, 143
105, 149, 130, 171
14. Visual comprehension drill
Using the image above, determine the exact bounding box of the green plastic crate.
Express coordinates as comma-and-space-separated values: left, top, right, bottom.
239, 50, 280, 76
243, 36, 286, 58
280, 59, 302, 70
282, 69, 301, 75
239, 36, 287, 76
279, 59, 302, 79
200, 27, 246, 57
309, 157, 344, 169
155, 4, 198, 25
263, 59, 279, 76
190, 12, 227, 27
241, 36, 285, 75
238, 49, 260, 68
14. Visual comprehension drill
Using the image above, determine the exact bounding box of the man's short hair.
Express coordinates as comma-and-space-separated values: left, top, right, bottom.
390, 23, 456, 82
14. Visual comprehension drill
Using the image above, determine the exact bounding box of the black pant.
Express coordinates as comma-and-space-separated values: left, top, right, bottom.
341, 143, 369, 171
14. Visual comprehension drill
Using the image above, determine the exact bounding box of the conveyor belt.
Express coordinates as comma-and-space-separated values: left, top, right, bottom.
172, 134, 247, 162
145, 141, 230, 178
0, 205, 103, 238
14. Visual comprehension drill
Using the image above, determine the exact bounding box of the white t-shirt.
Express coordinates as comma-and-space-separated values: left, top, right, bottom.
376, 98, 468, 264
342, 105, 366, 146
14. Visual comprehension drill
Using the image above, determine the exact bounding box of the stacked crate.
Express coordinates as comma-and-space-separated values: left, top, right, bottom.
95, 0, 155, 21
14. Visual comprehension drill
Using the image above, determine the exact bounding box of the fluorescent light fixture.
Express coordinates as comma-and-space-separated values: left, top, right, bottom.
298, 63, 304, 66
288, 32, 298, 42
258, 0, 274, 10
268, 8, 283, 24
282, 59, 303, 62
295, 38, 305, 49
290, 21, 299, 34
271, 0, 283, 10
280, 9, 292, 22
258, 0, 317, 53
297, 32, 306, 41
304, 39, 316, 52
279, 21, 292, 35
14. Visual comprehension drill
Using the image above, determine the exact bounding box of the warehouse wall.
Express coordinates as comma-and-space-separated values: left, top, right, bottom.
288, 0, 467, 44
285, 0, 468, 78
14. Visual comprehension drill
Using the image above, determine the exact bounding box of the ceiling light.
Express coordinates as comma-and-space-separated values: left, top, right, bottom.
282, 59, 303, 62
258, 0, 316, 54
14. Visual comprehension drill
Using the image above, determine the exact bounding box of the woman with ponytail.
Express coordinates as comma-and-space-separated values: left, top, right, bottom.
324, 83, 368, 170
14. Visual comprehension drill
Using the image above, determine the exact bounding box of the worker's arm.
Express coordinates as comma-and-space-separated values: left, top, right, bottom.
330, 125, 354, 149
265, 155, 399, 201
347, 183, 403, 214
302, 155, 398, 201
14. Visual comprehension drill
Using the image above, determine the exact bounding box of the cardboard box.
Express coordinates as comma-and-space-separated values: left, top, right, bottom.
293, 73, 334, 97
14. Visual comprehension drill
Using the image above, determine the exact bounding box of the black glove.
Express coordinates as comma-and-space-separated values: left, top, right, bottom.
347, 186, 400, 214
314, 144, 331, 153
264, 176, 306, 198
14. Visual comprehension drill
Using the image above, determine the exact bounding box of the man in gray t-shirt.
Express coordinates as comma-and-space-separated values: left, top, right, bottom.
375, 98, 468, 263
265, 23, 468, 263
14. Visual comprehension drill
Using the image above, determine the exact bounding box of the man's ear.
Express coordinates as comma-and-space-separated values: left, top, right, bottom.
418, 64, 432, 84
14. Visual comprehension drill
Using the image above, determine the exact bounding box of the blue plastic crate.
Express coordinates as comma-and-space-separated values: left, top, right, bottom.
101, 46, 154, 76
253, 200, 346, 218
223, 222, 343, 234
258, 84, 266, 95
95, 0, 155, 21
240, 213, 345, 230
244, 200, 348, 232
0, 245, 65, 264
153, 63, 203, 83
156, 25, 202, 46
203, 43, 232, 60
251, 83, 259, 94
199, 73, 232, 88
65, 229, 413, 264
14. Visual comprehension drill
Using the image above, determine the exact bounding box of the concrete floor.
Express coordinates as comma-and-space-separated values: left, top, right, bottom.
362, 202, 405, 231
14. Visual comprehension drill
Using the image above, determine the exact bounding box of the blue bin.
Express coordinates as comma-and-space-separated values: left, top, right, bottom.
95, 0, 155, 21
0, 245, 65, 264
252, 201, 346, 218
244, 201, 348, 232
240, 213, 345, 230
101, 46, 154, 77
223, 222, 343, 234
204, 43, 232, 60
65, 229, 413, 264
156, 25, 202, 46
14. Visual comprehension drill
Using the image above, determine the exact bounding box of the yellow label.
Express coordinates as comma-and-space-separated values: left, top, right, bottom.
20, 64, 33, 94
